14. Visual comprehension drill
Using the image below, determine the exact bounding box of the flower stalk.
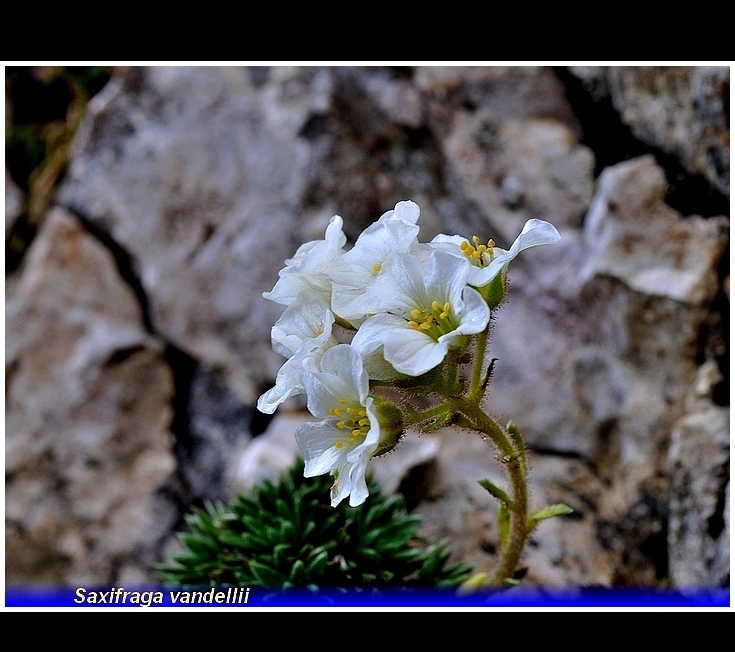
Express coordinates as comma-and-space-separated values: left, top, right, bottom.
258, 199, 569, 590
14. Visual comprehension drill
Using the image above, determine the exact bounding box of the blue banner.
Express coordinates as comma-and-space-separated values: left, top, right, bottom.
5, 586, 730, 608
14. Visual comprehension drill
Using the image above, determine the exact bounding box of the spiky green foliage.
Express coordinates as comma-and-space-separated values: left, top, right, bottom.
159, 460, 472, 589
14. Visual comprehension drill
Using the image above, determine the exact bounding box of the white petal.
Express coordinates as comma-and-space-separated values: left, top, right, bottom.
295, 421, 348, 477
271, 295, 334, 357
390, 200, 420, 224
470, 219, 560, 287
453, 286, 490, 336
318, 344, 370, 404
511, 218, 561, 252
354, 314, 449, 376
424, 250, 472, 306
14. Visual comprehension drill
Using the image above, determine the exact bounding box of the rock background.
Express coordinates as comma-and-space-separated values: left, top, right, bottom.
5, 65, 729, 588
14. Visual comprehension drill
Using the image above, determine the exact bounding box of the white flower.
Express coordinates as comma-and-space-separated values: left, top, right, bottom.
327, 200, 421, 324
429, 218, 560, 288
295, 345, 381, 507
256, 296, 337, 414
351, 249, 490, 376
262, 214, 346, 306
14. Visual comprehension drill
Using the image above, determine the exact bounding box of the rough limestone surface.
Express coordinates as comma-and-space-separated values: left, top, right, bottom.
7, 65, 729, 588
5, 207, 178, 584
413, 425, 615, 586
474, 155, 728, 584
571, 66, 730, 196
58, 66, 319, 404
667, 361, 730, 587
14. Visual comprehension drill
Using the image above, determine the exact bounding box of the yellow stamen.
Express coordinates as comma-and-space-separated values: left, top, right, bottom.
329, 408, 342, 416
373, 262, 382, 274
336, 420, 347, 429
335, 441, 344, 449
352, 429, 361, 437
410, 309, 423, 320
314, 326, 324, 337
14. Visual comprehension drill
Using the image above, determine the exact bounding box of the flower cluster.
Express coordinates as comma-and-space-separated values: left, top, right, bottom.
258, 200, 560, 507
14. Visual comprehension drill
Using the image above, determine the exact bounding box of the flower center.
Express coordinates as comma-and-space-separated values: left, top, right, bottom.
407, 300, 457, 341
460, 236, 496, 268
330, 398, 371, 448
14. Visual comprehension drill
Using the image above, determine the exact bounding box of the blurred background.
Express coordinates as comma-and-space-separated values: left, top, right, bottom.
5, 64, 729, 588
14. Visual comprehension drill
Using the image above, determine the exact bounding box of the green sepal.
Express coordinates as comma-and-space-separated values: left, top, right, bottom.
477, 268, 508, 310
478, 479, 513, 508
527, 503, 574, 530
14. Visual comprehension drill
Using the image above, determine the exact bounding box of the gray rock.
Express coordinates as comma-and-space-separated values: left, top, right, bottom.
58, 66, 315, 403
179, 365, 253, 502
668, 361, 730, 587
413, 425, 614, 586
5, 207, 178, 584
571, 66, 730, 196
434, 108, 594, 245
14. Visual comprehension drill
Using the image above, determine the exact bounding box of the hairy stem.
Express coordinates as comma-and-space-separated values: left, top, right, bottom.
457, 401, 529, 587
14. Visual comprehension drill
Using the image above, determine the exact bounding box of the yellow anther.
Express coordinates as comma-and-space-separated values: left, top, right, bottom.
358, 418, 369, 426
473, 235, 481, 244
329, 408, 342, 416
338, 398, 347, 404
487, 239, 495, 248
408, 320, 420, 329
432, 300, 441, 312
440, 310, 449, 319
472, 251, 482, 261
335, 441, 344, 449
346, 407, 357, 415
314, 325, 324, 336
373, 262, 382, 274
443, 302, 450, 313
477, 244, 487, 253
418, 322, 432, 331
336, 420, 347, 429
460, 240, 470, 251
410, 309, 423, 320
351, 429, 361, 437
358, 408, 366, 417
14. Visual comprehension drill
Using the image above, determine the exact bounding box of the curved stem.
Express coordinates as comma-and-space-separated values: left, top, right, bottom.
457, 401, 529, 587
489, 456, 528, 585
